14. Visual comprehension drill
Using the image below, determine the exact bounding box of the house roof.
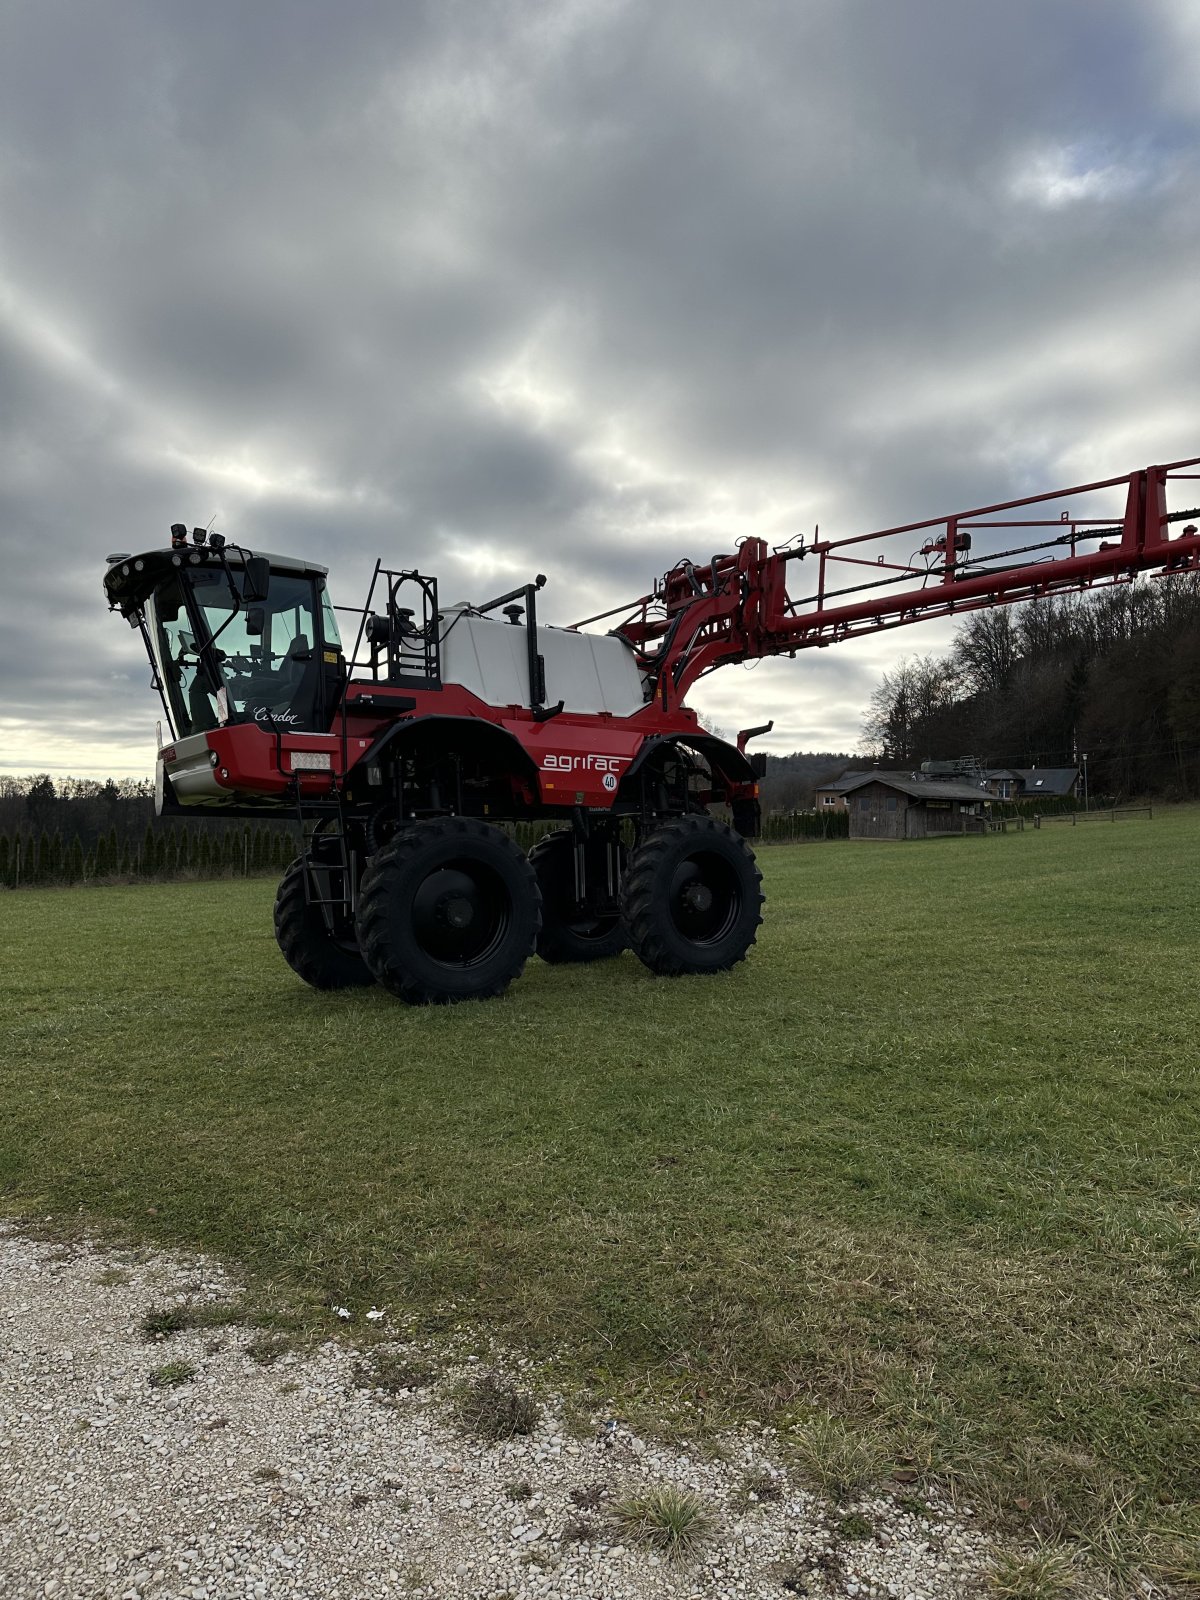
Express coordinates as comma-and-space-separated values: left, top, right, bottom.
1009, 767, 1078, 795
839, 772, 990, 803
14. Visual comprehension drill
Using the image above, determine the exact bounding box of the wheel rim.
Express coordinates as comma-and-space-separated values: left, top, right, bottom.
410, 858, 512, 967
667, 850, 742, 944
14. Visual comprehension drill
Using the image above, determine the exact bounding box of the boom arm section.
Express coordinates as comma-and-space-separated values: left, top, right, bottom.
597, 459, 1200, 712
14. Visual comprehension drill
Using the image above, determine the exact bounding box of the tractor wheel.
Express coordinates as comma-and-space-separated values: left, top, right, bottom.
355, 817, 541, 1004
529, 829, 628, 964
621, 815, 764, 976
273, 856, 375, 990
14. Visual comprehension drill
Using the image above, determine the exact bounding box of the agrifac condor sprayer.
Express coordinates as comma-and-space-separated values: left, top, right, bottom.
105, 457, 1200, 1003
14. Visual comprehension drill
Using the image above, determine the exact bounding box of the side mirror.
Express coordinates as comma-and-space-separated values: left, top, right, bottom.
243, 556, 271, 602
245, 605, 266, 637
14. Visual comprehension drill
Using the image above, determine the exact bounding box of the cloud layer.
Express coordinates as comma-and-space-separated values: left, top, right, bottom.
2, 0, 1198, 774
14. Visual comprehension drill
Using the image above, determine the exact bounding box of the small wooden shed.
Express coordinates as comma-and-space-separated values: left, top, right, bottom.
840, 774, 991, 840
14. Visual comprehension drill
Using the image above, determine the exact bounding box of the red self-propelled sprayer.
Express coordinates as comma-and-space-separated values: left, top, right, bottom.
104, 457, 1200, 1003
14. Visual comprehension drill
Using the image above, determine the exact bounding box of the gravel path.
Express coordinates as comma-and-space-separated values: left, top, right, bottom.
1, 1224, 1030, 1599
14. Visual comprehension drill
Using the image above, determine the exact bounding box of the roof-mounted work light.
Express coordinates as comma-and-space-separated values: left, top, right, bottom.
170, 524, 188, 549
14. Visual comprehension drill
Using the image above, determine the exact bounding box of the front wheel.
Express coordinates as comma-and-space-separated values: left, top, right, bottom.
355, 818, 541, 1004
621, 816, 764, 976
274, 856, 375, 990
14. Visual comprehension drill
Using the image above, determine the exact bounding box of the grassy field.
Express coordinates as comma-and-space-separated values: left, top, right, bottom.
2, 811, 1198, 1585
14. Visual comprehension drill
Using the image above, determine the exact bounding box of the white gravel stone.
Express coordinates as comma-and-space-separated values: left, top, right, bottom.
0, 1223, 1106, 1599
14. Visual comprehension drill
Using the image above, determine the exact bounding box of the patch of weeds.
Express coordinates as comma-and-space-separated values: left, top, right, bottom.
790, 1415, 888, 1499
253, 1466, 282, 1483
352, 1350, 436, 1394
140, 1300, 243, 1342
455, 1374, 539, 1442
561, 1516, 597, 1544
140, 1304, 190, 1340
277, 1381, 301, 1395
93, 1266, 132, 1287
781, 1549, 846, 1595
837, 1512, 874, 1540
609, 1483, 717, 1561
148, 1359, 195, 1389
985, 1545, 1077, 1599
732, 1467, 785, 1511
896, 1494, 934, 1519
243, 1333, 291, 1366
503, 1480, 534, 1502
568, 1482, 606, 1511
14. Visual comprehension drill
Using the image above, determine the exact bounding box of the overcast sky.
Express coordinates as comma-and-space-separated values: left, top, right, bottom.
2, 0, 1198, 778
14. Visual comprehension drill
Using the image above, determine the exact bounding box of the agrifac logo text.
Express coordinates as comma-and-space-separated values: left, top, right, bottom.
541, 753, 625, 774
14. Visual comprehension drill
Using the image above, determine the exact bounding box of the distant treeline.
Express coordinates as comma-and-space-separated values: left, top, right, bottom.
0, 766, 859, 891
0, 775, 300, 889
2, 818, 299, 889
860, 574, 1200, 798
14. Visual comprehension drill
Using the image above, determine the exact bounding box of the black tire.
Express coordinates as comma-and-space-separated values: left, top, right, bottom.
355, 818, 541, 1004
274, 856, 375, 990
529, 829, 628, 964
621, 816, 764, 976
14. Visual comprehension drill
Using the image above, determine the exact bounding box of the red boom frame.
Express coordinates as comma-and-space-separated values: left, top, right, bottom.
593, 459, 1200, 713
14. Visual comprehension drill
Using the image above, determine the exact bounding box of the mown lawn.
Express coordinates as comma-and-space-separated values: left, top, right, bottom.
2, 810, 1197, 1583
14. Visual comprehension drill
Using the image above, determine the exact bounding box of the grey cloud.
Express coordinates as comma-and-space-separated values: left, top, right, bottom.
1, 0, 1198, 774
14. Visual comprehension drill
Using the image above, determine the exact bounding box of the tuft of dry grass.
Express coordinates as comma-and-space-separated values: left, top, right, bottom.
790, 1414, 890, 1500
985, 1544, 1077, 1600
609, 1483, 717, 1561
454, 1373, 539, 1442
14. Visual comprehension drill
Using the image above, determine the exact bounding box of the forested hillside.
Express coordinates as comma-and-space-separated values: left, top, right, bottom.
757, 751, 862, 812
860, 575, 1200, 798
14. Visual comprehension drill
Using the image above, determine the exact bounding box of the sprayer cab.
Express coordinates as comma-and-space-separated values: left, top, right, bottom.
104, 529, 345, 742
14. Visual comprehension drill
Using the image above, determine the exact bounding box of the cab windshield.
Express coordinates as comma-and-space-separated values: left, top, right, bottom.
146, 567, 340, 738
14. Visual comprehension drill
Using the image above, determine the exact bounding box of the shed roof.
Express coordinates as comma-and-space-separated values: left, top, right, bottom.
841, 772, 991, 803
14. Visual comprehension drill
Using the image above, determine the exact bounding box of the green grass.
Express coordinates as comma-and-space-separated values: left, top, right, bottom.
2, 811, 1198, 1583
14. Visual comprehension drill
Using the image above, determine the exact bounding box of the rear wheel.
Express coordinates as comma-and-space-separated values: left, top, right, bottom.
273, 855, 375, 990
355, 817, 541, 1004
529, 829, 627, 964
621, 815, 764, 976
